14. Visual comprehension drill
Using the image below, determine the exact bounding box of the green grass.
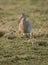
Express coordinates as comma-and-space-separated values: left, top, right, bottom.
0, 37, 48, 65
0, 0, 48, 65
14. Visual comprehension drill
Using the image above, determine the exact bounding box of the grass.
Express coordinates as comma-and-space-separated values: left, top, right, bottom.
0, 37, 48, 65
0, 0, 48, 65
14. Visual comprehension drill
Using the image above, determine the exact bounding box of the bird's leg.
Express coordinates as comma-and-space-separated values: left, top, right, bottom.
22, 33, 26, 38
30, 33, 32, 39
29, 33, 34, 45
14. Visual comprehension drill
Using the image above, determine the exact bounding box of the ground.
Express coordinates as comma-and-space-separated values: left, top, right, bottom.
0, 0, 48, 65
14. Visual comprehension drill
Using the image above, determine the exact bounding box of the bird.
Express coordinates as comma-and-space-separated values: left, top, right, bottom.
18, 13, 33, 39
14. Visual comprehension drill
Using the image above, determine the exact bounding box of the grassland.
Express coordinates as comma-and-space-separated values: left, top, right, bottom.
0, 0, 48, 65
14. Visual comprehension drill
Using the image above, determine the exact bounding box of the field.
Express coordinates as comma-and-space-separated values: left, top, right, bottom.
0, 0, 48, 65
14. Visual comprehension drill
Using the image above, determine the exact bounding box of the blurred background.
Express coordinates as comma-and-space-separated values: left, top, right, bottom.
0, 0, 48, 65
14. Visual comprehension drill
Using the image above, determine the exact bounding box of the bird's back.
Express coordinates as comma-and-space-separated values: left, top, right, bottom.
24, 21, 32, 33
